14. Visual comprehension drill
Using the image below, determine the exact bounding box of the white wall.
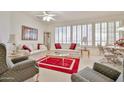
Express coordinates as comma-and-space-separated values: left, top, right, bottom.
0, 12, 11, 44
10, 12, 46, 45
0, 12, 47, 45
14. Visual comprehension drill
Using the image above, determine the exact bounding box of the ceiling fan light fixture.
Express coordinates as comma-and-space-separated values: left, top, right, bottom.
43, 16, 47, 21
36, 11, 56, 22
42, 16, 54, 22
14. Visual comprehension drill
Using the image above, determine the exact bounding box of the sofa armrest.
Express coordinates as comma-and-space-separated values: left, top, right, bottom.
71, 74, 89, 82
12, 59, 36, 71
11, 56, 29, 64
93, 62, 121, 81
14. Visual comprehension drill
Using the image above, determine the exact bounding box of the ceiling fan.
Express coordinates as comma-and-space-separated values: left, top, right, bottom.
36, 11, 56, 22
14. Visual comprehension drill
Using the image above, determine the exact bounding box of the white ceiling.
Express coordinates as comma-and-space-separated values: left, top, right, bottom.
25, 11, 124, 22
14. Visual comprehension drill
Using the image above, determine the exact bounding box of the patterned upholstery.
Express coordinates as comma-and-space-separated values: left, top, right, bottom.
0, 43, 8, 75
0, 43, 39, 82
71, 67, 114, 82
1, 66, 38, 82
93, 63, 121, 81
97, 44, 105, 55
69, 43, 77, 50
71, 62, 121, 82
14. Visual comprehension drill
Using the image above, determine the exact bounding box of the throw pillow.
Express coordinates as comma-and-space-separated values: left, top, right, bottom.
22, 45, 31, 52
69, 43, 77, 50
55, 43, 62, 49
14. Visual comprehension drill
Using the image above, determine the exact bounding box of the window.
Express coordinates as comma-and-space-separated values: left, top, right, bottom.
72, 26, 77, 43
95, 21, 121, 46
101, 22, 107, 46
72, 25, 82, 44
87, 24, 92, 45
62, 26, 66, 43
95, 23, 100, 45
77, 25, 82, 44
82, 25, 87, 45
108, 22, 114, 44
115, 21, 120, 40
55, 26, 71, 43
55, 20, 121, 46
55, 27, 59, 43
58, 27, 62, 43
67, 26, 71, 43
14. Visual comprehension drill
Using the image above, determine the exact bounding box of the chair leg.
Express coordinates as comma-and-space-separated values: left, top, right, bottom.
34, 73, 39, 82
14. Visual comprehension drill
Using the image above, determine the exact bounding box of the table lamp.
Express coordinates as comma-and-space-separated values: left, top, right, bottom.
81, 36, 87, 50
8, 34, 16, 54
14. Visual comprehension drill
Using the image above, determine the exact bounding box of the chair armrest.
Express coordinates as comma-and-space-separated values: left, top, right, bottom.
116, 74, 123, 82
93, 62, 121, 81
12, 59, 36, 71
11, 56, 29, 64
71, 74, 89, 82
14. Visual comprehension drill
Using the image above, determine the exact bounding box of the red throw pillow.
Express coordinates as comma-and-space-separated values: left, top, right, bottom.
55, 43, 62, 49
37, 43, 42, 50
69, 43, 77, 50
22, 45, 31, 52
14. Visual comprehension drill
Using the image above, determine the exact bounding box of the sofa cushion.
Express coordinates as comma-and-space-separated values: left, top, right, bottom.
55, 43, 62, 49
69, 43, 77, 50
22, 45, 31, 52
40, 45, 47, 50
30, 50, 43, 55
78, 67, 114, 82
28, 44, 34, 51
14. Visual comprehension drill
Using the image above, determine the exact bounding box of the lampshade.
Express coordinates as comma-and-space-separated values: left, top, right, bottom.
82, 36, 87, 43
8, 34, 15, 43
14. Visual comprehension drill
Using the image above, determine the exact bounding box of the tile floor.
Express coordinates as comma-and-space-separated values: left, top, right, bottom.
28, 48, 123, 82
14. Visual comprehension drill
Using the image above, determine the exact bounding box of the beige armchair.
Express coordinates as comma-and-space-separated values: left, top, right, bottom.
0, 43, 39, 82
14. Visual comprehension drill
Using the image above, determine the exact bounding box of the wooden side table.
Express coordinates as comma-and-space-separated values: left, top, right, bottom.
80, 48, 90, 57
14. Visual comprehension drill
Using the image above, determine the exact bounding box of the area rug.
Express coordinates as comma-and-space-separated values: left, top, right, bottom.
37, 56, 80, 74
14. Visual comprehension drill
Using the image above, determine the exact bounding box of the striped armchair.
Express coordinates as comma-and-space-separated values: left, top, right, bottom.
0, 43, 39, 82
71, 63, 121, 82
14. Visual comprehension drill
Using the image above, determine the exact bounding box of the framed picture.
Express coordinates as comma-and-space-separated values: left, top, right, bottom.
22, 25, 38, 40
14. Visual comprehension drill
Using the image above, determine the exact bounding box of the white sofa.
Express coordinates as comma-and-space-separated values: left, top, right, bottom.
51, 44, 80, 56
18, 43, 47, 59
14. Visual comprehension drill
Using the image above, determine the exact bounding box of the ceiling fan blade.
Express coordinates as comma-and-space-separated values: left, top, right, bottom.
43, 16, 47, 21
36, 15, 45, 17
48, 14, 56, 17
36, 11, 56, 22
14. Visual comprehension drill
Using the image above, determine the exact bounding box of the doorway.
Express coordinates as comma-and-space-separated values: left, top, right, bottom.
44, 32, 51, 50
